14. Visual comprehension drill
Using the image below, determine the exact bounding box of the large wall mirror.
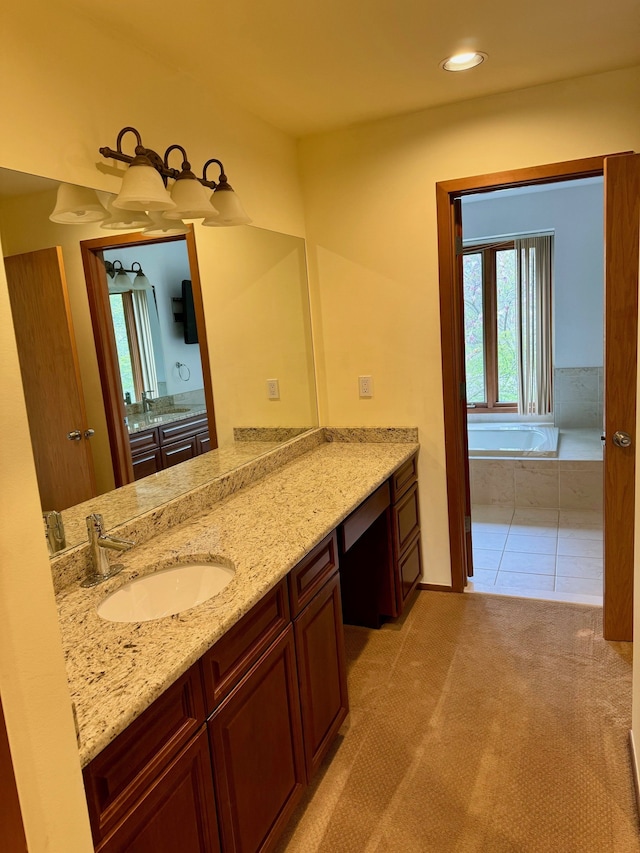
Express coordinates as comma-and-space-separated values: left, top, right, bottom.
0, 168, 318, 554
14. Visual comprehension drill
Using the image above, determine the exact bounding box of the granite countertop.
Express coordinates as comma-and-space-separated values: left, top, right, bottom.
126, 406, 207, 435
56, 439, 418, 768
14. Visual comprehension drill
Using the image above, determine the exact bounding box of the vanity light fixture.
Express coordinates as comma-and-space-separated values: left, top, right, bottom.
441, 51, 487, 72
49, 183, 108, 223
100, 126, 251, 226
105, 260, 153, 292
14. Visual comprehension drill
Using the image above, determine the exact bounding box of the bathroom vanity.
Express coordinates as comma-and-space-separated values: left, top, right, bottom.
129, 411, 211, 479
53, 432, 421, 853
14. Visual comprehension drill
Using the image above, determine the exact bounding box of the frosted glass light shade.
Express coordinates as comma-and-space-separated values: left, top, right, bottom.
142, 211, 190, 237
163, 176, 217, 220
50, 184, 107, 223
101, 197, 152, 230
131, 270, 153, 290
110, 269, 133, 292
112, 163, 176, 212
204, 188, 252, 226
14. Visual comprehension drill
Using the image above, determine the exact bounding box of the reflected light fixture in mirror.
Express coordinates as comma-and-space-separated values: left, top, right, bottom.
50, 183, 108, 223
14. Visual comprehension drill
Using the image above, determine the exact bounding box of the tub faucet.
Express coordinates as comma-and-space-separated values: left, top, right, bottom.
81, 513, 134, 587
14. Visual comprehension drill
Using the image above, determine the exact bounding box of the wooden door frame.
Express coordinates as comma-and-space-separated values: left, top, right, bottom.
81, 227, 218, 488
437, 155, 611, 595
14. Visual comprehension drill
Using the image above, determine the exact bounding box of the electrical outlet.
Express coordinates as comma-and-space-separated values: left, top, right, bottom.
358, 375, 373, 398
267, 378, 280, 400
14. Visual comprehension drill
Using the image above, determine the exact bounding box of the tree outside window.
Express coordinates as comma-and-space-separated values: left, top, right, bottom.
463, 243, 518, 412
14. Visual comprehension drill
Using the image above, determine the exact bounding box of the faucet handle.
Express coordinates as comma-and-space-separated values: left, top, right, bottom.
86, 513, 105, 537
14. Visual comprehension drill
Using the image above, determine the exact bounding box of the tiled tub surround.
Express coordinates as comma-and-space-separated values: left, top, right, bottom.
554, 366, 603, 428
469, 429, 602, 510
54, 434, 418, 767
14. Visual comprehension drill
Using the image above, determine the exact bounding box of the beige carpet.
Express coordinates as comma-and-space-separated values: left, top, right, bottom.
276, 591, 639, 853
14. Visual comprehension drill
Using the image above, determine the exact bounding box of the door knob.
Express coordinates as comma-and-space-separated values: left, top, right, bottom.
84, 429, 95, 439
67, 430, 82, 441
613, 430, 632, 448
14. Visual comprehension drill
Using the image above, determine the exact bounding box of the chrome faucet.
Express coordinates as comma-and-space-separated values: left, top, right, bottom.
81, 513, 134, 587
141, 390, 154, 413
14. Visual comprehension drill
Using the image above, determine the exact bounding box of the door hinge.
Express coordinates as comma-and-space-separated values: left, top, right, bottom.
455, 235, 464, 256
460, 381, 466, 401
464, 515, 471, 534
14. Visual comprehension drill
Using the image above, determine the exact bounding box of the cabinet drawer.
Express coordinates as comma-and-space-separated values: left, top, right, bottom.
159, 414, 209, 445
161, 437, 197, 469
396, 533, 422, 607
390, 453, 418, 502
392, 482, 420, 555
83, 664, 206, 845
201, 579, 290, 712
288, 531, 338, 618
341, 482, 390, 553
129, 427, 159, 454
132, 448, 162, 481
195, 431, 210, 455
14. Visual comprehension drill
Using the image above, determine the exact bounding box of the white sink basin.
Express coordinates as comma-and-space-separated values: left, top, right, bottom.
97, 562, 235, 623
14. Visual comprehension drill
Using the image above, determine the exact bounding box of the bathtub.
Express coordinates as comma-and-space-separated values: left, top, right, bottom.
467, 422, 559, 458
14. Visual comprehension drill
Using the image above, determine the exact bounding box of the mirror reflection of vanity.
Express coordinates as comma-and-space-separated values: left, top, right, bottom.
0, 168, 318, 555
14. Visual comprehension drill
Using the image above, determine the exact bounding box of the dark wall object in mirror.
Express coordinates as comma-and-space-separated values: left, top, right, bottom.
182, 280, 199, 345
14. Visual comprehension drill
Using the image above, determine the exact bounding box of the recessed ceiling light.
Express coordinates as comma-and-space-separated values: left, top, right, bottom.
441, 52, 487, 72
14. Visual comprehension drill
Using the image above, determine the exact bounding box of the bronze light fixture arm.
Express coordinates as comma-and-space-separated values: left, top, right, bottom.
202, 158, 232, 191
100, 127, 180, 183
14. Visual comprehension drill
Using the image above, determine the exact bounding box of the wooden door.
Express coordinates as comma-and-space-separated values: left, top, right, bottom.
208, 626, 306, 853
603, 153, 640, 641
4, 247, 96, 511
0, 697, 27, 853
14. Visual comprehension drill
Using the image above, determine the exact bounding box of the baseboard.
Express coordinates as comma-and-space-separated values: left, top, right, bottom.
418, 583, 454, 592
628, 730, 640, 824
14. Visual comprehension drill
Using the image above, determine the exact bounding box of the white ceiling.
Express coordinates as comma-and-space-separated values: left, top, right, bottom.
38, 0, 640, 137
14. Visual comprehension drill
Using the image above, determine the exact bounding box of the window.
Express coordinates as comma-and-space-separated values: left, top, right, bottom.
463, 242, 518, 412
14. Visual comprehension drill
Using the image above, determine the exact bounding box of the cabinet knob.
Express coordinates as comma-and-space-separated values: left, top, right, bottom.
67, 430, 82, 441
84, 429, 95, 439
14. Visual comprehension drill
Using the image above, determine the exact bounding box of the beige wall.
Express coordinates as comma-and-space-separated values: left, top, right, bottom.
0, 6, 307, 851
299, 65, 640, 587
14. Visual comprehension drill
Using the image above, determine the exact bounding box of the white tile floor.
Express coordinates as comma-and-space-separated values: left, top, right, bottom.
466, 506, 603, 606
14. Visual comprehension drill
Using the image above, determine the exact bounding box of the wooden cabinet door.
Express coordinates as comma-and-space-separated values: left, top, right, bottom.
294, 572, 348, 781
97, 729, 220, 853
208, 626, 305, 853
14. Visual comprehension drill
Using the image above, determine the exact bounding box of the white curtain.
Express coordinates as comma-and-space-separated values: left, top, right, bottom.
132, 289, 159, 398
516, 236, 553, 415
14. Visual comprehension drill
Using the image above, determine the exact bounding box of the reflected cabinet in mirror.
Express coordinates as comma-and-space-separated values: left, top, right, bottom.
0, 168, 318, 555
